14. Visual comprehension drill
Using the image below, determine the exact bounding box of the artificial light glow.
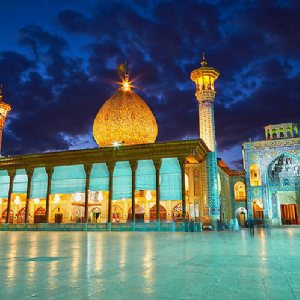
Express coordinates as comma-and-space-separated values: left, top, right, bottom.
75, 193, 81, 202
256, 199, 263, 208
0, 197, 2, 204
98, 191, 103, 201
54, 194, 60, 204
122, 79, 131, 91
14, 196, 21, 205
33, 198, 40, 204
112, 141, 121, 148
145, 190, 152, 201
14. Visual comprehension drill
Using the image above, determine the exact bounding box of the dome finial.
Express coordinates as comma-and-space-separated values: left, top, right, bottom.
117, 62, 132, 91
201, 52, 208, 67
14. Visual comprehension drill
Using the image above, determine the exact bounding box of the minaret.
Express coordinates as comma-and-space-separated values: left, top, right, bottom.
190, 54, 220, 226
190, 53, 219, 151
0, 85, 11, 154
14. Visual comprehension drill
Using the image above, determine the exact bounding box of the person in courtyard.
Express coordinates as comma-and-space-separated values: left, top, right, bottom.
249, 216, 255, 236
228, 219, 234, 231
264, 215, 271, 236
217, 218, 221, 231
233, 218, 240, 231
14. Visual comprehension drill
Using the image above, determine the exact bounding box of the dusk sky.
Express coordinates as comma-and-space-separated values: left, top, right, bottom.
0, 0, 299, 169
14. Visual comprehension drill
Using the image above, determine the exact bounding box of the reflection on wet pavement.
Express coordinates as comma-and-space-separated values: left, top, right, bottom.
0, 229, 300, 299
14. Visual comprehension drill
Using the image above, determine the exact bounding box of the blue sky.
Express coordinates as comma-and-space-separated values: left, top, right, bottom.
0, 0, 299, 169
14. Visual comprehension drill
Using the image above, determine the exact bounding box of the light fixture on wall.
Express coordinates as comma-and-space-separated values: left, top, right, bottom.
74, 193, 81, 202
33, 198, 40, 204
98, 191, 103, 201
146, 190, 152, 201
54, 194, 60, 204
14, 195, 21, 205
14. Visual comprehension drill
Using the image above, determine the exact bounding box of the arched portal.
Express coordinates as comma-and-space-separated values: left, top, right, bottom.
149, 205, 167, 222
51, 206, 65, 223
253, 200, 264, 224
235, 207, 247, 226
90, 206, 102, 223
2, 209, 14, 223
267, 153, 300, 225
17, 207, 25, 223
127, 204, 144, 223
172, 203, 189, 222
34, 207, 46, 223
112, 204, 122, 223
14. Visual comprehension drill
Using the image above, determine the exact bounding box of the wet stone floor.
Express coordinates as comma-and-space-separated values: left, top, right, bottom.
1, 229, 300, 300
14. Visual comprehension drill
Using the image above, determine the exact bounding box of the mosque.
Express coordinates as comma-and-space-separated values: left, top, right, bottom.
0, 56, 299, 230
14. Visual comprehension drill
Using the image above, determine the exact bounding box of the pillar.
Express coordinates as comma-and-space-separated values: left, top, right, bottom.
107, 162, 115, 223
45, 166, 54, 223
206, 152, 220, 226
25, 168, 34, 223
179, 158, 187, 221
84, 164, 92, 223
6, 169, 16, 223
130, 160, 137, 224
153, 159, 161, 223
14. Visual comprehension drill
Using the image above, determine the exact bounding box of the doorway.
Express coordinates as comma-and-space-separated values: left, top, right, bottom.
253, 202, 264, 224
280, 204, 298, 225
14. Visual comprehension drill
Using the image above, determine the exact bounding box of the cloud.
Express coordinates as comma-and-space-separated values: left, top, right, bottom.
0, 0, 299, 170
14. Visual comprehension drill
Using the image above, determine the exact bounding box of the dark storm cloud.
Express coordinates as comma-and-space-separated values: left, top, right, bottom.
0, 0, 299, 169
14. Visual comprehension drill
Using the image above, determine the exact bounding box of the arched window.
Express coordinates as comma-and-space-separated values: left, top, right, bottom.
250, 164, 262, 186
279, 128, 284, 138
234, 182, 246, 200
293, 126, 298, 137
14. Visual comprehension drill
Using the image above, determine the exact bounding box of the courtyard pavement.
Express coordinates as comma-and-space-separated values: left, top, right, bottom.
0, 228, 300, 299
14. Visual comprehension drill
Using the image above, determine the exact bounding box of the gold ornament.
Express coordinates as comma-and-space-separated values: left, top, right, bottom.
93, 86, 158, 147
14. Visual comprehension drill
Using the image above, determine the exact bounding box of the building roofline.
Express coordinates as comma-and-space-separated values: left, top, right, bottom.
0, 139, 209, 170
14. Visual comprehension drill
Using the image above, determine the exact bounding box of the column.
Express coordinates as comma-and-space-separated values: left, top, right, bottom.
153, 159, 161, 223
45, 166, 54, 223
179, 158, 187, 221
107, 162, 115, 223
25, 168, 34, 223
84, 164, 92, 223
206, 151, 220, 226
6, 169, 16, 223
129, 160, 137, 224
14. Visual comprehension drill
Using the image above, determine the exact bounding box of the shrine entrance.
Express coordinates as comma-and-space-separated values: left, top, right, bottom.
267, 153, 300, 225
253, 201, 264, 224
34, 207, 46, 223
280, 204, 298, 225
17, 207, 25, 223
91, 207, 101, 223
150, 205, 167, 222
127, 204, 144, 223
235, 207, 247, 226
172, 203, 188, 222
2, 209, 13, 223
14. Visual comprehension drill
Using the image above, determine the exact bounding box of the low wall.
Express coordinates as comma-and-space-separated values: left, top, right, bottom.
0, 222, 202, 232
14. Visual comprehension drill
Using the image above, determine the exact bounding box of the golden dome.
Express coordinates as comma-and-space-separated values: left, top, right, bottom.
93, 82, 158, 147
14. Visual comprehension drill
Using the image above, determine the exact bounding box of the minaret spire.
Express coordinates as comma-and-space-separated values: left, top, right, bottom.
201, 52, 207, 67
